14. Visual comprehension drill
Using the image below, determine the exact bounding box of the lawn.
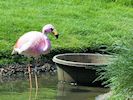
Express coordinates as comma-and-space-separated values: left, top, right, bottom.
1, 0, 133, 62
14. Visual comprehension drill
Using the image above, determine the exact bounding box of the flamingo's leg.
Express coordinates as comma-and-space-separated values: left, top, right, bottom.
34, 67, 38, 89
34, 66, 38, 99
28, 64, 32, 89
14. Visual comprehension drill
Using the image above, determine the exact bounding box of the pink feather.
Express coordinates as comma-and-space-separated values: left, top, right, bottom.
13, 31, 51, 57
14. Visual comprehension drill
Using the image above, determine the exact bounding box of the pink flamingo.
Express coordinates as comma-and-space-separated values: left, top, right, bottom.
12, 24, 58, 90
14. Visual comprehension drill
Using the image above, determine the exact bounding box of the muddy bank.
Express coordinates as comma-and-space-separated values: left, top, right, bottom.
0, 62, 56, 78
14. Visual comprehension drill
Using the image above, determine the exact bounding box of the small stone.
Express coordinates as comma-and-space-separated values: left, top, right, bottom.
70, 82, 77, 86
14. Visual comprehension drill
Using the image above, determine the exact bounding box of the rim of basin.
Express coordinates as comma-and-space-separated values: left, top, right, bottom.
52, 53, 113, 68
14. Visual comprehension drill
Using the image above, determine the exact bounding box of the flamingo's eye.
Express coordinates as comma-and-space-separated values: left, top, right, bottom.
51, 28, 53, 31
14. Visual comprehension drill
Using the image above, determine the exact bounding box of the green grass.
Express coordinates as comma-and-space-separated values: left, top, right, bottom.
98, 38, 133, 100
1, 0, 133, 60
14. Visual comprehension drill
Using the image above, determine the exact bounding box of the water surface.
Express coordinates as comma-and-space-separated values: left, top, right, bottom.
0, 73, 108, 100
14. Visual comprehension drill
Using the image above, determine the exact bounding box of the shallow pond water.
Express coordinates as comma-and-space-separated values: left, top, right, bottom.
0, 73, 108, 100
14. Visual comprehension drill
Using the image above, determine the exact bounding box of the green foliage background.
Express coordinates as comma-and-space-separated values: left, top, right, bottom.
0, 0, 133, 63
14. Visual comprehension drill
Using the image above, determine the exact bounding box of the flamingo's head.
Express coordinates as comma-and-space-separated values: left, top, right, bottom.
42, 24, 59, 39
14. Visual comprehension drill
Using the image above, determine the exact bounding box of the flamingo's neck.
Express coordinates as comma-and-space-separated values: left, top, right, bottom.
42, 34, 51, 53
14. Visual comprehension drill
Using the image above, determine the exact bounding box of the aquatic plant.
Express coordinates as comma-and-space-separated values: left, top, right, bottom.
99, 38, 133, 99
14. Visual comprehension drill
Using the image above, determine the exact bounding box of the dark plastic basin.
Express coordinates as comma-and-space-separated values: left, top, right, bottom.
53, 53, 112, 86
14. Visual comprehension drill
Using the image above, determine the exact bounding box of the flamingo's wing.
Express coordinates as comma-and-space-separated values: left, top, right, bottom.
12, 31, 51, 57
18, 41, 32, 54
12, 31, 36, 55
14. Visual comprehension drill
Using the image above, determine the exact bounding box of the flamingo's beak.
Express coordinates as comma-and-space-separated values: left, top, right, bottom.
52, 30, 59, 39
